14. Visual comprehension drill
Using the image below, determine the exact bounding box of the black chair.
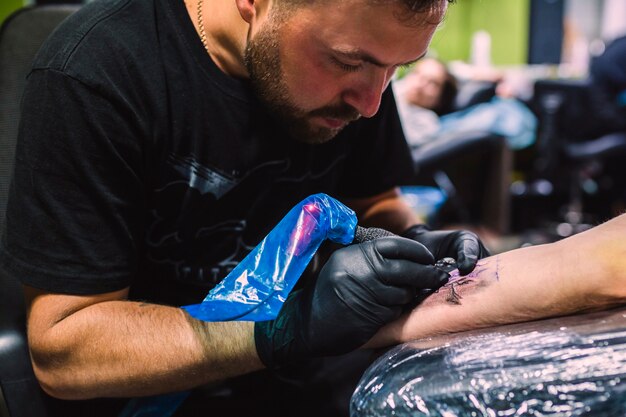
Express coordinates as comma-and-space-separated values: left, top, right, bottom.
450, 80, 497, 113
409, 80, 511, 234
528, 79, 626, 236
0, 5, 81, 417
411, 130, 512, 234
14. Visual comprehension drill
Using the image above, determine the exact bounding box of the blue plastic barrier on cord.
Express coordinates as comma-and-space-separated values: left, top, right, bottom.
182, 193, 358, 321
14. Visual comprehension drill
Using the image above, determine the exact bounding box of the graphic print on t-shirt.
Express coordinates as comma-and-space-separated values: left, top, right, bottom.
167, 153, 237, 198
146, 152, 291, 288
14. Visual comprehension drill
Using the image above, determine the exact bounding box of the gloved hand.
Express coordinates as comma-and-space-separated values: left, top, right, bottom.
401, 224, 490, 275
254, 237, 450, 369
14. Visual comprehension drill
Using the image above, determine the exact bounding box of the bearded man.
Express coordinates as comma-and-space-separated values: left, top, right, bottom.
0, 0, 488, 415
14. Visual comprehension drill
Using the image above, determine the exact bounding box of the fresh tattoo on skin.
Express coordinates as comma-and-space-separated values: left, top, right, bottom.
445, 281, 462, 304
428, 256, 501, 306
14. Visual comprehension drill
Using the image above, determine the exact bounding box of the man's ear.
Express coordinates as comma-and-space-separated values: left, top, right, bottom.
235, 0, 259, 23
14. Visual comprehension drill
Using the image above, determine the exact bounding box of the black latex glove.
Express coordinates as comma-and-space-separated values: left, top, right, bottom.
255, 237, 450, 369
401, 224, 490, 275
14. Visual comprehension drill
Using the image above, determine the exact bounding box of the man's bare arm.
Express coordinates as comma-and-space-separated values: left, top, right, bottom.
25, 287, 263, 400
345, 187, 421, 234
366, 213, 626, 348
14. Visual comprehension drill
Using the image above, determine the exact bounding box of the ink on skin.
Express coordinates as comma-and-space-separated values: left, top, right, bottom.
446, 282, 462, 305
440, 256, 501, 305
494, 255, 501, 281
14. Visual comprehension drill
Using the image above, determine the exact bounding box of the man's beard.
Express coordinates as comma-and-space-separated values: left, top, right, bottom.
243, 21, 360, 145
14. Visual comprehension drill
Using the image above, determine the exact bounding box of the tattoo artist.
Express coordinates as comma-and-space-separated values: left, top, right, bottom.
0, 0, 489, 415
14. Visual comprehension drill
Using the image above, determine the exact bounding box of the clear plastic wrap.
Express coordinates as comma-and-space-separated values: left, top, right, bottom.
351, 308, 626, 417
183, 193, 357, 321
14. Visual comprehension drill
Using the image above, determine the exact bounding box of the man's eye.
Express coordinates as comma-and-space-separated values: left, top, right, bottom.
331, 56, 362, 73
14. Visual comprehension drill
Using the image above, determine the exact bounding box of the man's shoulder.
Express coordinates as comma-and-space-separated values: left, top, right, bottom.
32, 0, 161, 82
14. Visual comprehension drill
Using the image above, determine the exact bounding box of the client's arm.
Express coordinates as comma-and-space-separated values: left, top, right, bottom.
366, 213, 626, 348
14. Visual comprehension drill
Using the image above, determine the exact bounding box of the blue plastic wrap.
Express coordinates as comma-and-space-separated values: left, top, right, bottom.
182, 193, 357, 322
351, 308, 626, 417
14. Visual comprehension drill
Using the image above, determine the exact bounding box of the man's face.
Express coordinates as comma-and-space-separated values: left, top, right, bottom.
244, 0, 445, 144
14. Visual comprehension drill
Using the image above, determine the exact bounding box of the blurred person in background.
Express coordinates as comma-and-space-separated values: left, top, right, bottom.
394, 57, 536, 151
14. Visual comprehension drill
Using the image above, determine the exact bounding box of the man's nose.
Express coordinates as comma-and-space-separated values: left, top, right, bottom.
341, 69, 392, 118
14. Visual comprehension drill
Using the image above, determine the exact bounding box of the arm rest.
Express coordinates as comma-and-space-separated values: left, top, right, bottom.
352, 307, 626, 417
564, 131, 626, 160
0, 269, 48, 417
411, 130, 504, 174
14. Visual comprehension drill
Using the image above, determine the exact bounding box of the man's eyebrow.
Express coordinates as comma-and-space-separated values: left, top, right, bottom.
399, 55, 426, 67
333, 49, 427, 68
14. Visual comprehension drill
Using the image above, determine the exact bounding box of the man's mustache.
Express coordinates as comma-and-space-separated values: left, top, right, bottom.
309, 103, 361, 123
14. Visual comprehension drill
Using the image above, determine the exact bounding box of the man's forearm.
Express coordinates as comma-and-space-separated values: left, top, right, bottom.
366, 214, 626, 348
346, 187, 420, 234
28, 298, 262, 400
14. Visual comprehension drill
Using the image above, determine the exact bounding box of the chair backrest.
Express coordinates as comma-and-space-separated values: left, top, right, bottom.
0, 6, 80, 417
527, 79, 591, 180
450, 80, 497, 114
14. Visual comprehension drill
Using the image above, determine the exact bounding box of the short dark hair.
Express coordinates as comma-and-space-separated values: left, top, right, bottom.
275, 0, 454, 26
376, 0, 455, 26
433, 62, 458, 115
396, 0, 454, 14
434, 70, 458, 115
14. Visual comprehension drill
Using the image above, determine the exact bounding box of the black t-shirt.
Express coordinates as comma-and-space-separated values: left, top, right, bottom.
0, 0, 414, 307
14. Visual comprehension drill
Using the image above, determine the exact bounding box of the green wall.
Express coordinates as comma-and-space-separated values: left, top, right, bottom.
0, 0, 24, 27
430, 0, 531, 66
